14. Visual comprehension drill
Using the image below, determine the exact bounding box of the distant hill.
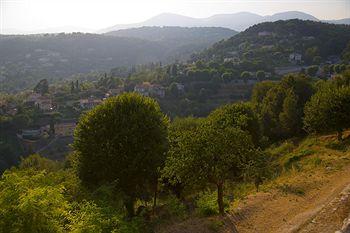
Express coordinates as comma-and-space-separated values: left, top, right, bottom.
0, 27, 236, 92
197, 19, 350, 67
105, 26, 236, 42
324, 18, 350, 25
99, 11, 348, 33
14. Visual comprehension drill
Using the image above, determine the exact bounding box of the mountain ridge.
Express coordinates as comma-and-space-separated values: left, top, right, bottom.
99, 11, 350, 33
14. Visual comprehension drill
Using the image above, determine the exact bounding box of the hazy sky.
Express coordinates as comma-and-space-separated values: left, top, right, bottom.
1, 0, 350, 32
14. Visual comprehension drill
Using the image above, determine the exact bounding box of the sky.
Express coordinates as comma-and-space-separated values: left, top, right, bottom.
1, 0, 350, 32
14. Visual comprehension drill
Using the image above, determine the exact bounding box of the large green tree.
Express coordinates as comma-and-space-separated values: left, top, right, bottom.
163, 122, 259, 215
207, 102, 261, 146
73, 93, 168, 217
304, 85, 350, 141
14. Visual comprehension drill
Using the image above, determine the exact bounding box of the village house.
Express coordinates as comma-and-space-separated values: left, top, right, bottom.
134, 82, 165, 98
54, 119, 76, 137
289, 53, 302, 63
151, 84, 166, 98
134, 82, 151, 96
105, 87, 124, 98
36, 96, 53, 112
79, 98, 102, 109
20, 128, 42, 140
275, 66, 303, 76
173, 83, 185, 92
25, 93, 53, 111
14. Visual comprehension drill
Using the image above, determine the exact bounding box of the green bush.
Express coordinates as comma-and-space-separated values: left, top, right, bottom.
165, 195, 187, 219
196, 190, 228, 216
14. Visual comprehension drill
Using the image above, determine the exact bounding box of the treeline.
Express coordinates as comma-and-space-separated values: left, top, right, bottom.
0, 70, 350, 232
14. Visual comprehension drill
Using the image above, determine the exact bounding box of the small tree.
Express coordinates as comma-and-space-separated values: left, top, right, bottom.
304, 85, 350, 141
256, 70, 266, 81
34, 79, 49, 95
241, 71, 251, 81
73, 93, 168, 217
207, 102, 261, 146
164, 122, 258, 215
306, 65, 319, 77
279, 89, 300, 137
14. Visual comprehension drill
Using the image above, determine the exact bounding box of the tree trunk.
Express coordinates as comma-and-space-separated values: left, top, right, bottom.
124, 197, 135, 219
152, 182, 158, 215
217, 182, 225, 216
337, 130, 343, 141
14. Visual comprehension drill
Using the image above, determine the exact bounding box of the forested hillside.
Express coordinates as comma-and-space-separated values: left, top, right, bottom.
0, 27, 235, 92
197, 19, 350, 66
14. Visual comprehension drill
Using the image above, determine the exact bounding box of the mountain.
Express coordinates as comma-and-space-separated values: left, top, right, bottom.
325, 18, 350, 25
197, 19, 350, 67
0, 27, 236, 92
105, 26, 236, 42
99, 11, 349, 33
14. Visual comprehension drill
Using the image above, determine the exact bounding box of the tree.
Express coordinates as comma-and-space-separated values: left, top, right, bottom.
312, 56, 322, 65
207, 102, 261, 146
304, 85, 350, 141
279, 89, 300, 137
241, 71, 251, 80
73, 93, 168, 217
34, 79, 49, 95
306, 65, 319, 77
163, 124, 258, 215
251, 81, 277, 112
256, 70, 266, 81
162, 117, 203, 199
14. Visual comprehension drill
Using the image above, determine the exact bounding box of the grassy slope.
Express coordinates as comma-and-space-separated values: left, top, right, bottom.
157, 131, 350, 233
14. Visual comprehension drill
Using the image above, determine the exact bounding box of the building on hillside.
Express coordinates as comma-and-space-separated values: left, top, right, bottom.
173, 83, 185, 92
105, 87, 124, 98
134, 82, 151, 96
289, 53, 302, 63
21, 128, 42, 140
35, 96, 53, 112
54, 119, 76, 137
151, 84, 165, 98
326, 55, 341, 64
79, 98, 102, 109
134, 82, 165, 98
275, 66, 303, 76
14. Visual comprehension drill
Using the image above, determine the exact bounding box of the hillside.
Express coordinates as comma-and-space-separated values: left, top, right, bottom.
198, 19, 350, 67
0, 27, 235, 92
105, 26, 237, 62
105, 26, 236, 43
99, 11, 349, 33
157, 132, 350, 233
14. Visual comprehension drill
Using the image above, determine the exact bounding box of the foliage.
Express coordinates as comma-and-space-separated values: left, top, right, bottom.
304, 84, 350, 140
73, 93, 169, 216
207, 102, 261, 146
196, 190, 228, 217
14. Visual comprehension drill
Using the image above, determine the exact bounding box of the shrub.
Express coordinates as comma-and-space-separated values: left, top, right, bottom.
165, 195, 187, 219
196, 190, 228, 216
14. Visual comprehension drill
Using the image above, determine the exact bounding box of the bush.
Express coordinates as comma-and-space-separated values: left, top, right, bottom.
165, 195, 187, 219
196, 190, 228, 216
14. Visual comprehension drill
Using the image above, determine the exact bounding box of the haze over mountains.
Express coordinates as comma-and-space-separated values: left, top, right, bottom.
2, 11, 349, 35
99, 11, 350, 33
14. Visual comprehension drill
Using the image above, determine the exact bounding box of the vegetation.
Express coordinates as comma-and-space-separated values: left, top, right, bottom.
73, 93, 168, 217
1, 18, 350, 233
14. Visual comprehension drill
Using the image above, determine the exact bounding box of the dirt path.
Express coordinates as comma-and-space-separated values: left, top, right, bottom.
229, 165, 350, 233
